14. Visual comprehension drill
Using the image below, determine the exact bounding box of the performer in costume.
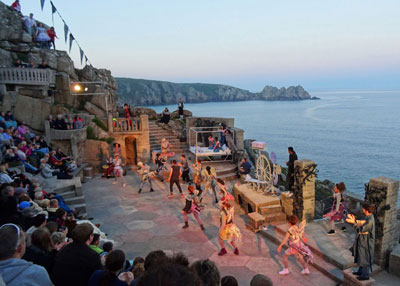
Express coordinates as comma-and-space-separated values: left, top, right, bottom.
137, 161, 155, 194
218, 202, 241, 256
168, 160, 183, 198
277, 215, 313, 275
102, 156, 114, 178
181, 186, 205, 230
153, 153, 166, 182
112, 154, 126, 187
216, 178, 234, 205
202, 166, 218, 203
160, 138, 174, 159
346, 203, 375, 281
323, 182, 347, 234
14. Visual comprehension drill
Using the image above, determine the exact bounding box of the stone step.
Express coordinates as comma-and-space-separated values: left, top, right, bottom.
68, 202, 87, 213
215, 166, 238, 176
64, 195, 85, 205
260, 227, 344, 283
263, 212, 286, 223
58, 190, 77, 199
259, 205, 283, 215
216, 172, 238, 181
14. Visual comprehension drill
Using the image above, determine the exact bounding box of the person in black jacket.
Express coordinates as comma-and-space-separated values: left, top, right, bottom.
286, 146, 298, 192
52, 223, 102, 286
0, 185, 20, 226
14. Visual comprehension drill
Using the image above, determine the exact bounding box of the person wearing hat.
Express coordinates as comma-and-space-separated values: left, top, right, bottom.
137, 162, 154, 194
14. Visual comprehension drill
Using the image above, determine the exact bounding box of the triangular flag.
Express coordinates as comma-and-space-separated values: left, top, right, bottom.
64, 23, 69, 43
69, 33, 75, 53
85, 56, 88, 65
40, 0, 46, 11
51, 1, 57, 25
79, 48, 84, 65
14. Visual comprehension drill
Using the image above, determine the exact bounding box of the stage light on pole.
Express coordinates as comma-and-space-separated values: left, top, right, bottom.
73, 84, 82, 92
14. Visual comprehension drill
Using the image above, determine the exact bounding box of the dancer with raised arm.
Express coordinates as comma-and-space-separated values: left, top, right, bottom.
277, 215, 313, 275
218, 202, 241, 256
181, 185, 205, 230
202, 166, 218, 203
137, 162, 155, 194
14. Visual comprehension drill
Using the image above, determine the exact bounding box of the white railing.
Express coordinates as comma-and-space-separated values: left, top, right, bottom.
0, 67, 55, 86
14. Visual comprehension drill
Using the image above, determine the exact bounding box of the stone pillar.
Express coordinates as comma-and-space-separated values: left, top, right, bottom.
107, 115, 113, 132
137, 114, 150, 163
293, 159, 316, 222
365, 176, 399, 266
233, 128, 244, 150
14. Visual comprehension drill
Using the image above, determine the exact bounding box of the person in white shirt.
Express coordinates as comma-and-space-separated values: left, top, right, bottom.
23, 13, 36, 37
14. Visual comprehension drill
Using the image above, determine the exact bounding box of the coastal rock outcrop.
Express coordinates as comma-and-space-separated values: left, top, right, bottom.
116, 78, 311, 106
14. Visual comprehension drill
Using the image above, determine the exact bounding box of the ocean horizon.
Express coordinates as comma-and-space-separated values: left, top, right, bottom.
146, 91, 400, 205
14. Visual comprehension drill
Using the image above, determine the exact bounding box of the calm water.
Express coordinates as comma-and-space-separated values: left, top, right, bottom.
149, 91, 400, 204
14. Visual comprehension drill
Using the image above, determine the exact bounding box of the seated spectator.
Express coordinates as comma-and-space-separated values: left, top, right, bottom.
191, 259, 220, 286
4, 148, 25, 173
55, 148, 71, 161
102, 241, 114, 254
0, 119, 6, 130
55, 208, 67, 228
160, 108, 170, 124
54, 114, 67, 130
45, 221, 59, 234
221, 276, 239, 286
22, 227, 56, 276
13, 146, 37, 174
27, 61, 35, 68
48, 115, 55, 129
0, 127, 13, 146
38, 136, 50, 150
5, 111, 17, 129
65, 115, 73, 130
250, 274, 273, 286
37, 61, 51, 69
17, 122, 34, 140
74, 115, 84, 129
89, 249, 133, 286
40, 158, 59, 178
34, 191, 50, 209
89, 233, 103, 254
52, 223, 103, 286
50, 231, 68, 251
132, 262, 145, 282
13, 59, 25, 68
47, 199, 59, 221
213, 137, 222, 152
0, 224, 53, 286
131, 250, 169, 286
239, 158, 251, 175
0, 164, 13, 184
26, 213, 47, 245
137, 263, 201, 286
0, 186, 20, 226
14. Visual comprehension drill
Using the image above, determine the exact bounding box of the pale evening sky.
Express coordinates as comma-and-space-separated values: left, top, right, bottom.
14, 0, 400, 92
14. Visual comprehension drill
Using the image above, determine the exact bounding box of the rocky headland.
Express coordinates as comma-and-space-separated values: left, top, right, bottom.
116, 77, 313, 106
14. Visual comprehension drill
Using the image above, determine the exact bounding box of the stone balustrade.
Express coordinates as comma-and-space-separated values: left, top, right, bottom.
0, 67, 55, 86
111, 117, 141, 133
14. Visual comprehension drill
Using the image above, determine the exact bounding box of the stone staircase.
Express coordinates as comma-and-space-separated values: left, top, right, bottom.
149, 121, 188, 155
203, 162, 238, 181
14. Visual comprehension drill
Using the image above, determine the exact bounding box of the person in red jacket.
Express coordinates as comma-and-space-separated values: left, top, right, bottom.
46, 27, 58, 50
11, 0, 21, 13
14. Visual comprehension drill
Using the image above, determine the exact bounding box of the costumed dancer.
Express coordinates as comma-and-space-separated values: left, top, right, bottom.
323, 182, 347, 235
168, 160, 183, 198
277, 215, 313, 275
216, 178, 234, 205
137, 161, 155, 194
202, 166, 218, 203
345, 203, 375, 281
180, 154, 191, 183
112, 154, 126, 187
181, 185, 205, 230
218, 202, 241, 256
153, 153, 166, 182
161, 138, 174, 160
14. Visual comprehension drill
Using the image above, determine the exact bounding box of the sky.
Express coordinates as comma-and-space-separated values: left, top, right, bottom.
14, 0, 400, 92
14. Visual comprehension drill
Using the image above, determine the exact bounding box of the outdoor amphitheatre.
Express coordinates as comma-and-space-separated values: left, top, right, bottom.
0, 1, 399, 286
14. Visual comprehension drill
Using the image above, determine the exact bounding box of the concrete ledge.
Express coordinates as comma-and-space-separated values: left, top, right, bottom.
389, 244, 400, 277
343, 268, 375, 286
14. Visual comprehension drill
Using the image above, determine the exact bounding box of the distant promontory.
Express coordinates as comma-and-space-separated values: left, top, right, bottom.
115, 77, 313, 106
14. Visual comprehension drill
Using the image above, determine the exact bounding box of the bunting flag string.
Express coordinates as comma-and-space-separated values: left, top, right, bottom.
39, 0, 95, 70
51, 1, 57, 25
40, 0, 45, 11
69, 34, 75, 53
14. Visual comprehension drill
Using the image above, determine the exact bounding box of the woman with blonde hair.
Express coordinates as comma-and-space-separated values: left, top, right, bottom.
218, 202, 241, 256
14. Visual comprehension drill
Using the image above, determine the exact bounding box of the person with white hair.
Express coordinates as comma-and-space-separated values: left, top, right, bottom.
137, 162, 154, 194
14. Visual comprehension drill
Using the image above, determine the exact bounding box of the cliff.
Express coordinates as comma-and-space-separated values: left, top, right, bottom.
116, 77, 311, 106
0, 1, 118, 123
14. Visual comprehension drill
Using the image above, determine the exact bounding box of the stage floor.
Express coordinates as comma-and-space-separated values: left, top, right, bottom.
82, 171, 337, 285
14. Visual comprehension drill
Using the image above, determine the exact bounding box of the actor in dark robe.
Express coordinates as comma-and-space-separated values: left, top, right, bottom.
346, 203, 375, 281
286, 146, 298, 192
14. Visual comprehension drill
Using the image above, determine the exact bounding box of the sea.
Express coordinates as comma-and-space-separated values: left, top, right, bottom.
148, 91, 400, 205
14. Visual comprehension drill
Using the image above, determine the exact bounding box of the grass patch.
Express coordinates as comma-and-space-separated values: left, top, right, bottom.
92, 117, 108, 131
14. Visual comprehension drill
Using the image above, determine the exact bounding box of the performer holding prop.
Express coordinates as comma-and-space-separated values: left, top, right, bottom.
277, 215, 313, 275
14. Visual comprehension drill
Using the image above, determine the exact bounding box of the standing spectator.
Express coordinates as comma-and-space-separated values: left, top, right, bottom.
0, 224, 53, 286
11, 0, 21, 13
46, 26, 58, 50
23, 13, 36, 38
168, 160, 183, 198
178, 98, 184, 120
36, 23, 50, 49
52, 223, 102, 286
345, 203, 375, 281
285, 146, 298, 192
123, 103, 134, 130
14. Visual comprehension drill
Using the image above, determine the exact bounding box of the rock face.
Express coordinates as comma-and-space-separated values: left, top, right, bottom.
116, 77, 311, 106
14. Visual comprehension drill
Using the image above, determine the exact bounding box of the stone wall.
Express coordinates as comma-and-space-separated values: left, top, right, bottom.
365, 176, 399, 266
83, 139, 110, 172
293, 159, 316, 221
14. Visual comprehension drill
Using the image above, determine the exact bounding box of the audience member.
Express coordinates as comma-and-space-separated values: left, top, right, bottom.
37, 61, 51, 69
0, 186, 19, 225
52, 223, 102, 286
23, 13, 36, 37
74, 115, 84, 129
250, 274, 273, 286
239, 157, 251, 175
160, 107, 170, 124
190, 259, 220, 286
221, 276, 239, 286
54, 114, 67, 130
137, 263, 201, 286
89, 233, 103, 254
46, 26, 58, 50
11, 0, 21, 13
0, 224, 53, 286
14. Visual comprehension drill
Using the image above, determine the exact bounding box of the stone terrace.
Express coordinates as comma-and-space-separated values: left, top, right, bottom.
83, 172, 337, 286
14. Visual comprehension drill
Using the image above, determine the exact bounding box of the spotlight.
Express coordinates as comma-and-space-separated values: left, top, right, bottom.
84, 87, 89, 92
73, 84, 82, 92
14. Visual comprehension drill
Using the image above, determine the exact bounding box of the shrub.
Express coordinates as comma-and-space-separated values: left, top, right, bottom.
92, 118, 108, 131
86, 126, 96, 139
